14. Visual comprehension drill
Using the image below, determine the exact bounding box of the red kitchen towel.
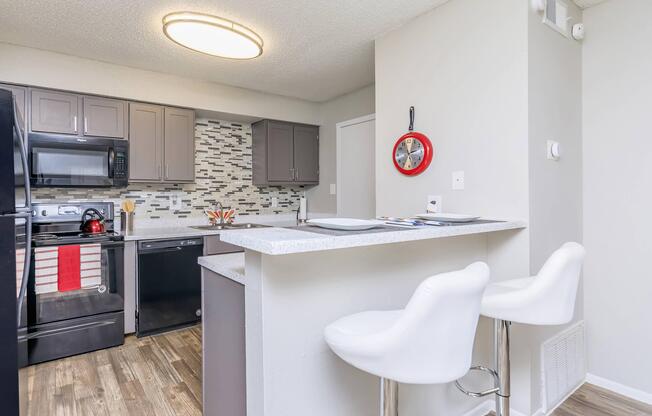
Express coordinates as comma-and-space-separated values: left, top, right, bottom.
58, 245, 81, 292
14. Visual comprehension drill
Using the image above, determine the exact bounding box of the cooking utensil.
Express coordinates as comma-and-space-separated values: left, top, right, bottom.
121, 199, 135, 213
80, 208, 106, 234
392, 107, 434, 176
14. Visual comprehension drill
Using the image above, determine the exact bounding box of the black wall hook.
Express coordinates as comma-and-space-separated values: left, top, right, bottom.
408, 106, 415, 132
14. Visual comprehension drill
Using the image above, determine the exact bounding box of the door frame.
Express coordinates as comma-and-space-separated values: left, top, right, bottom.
336, 113, 375, 217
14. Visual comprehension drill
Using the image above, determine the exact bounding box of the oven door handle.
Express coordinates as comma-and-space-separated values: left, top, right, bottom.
108, 148, 115, 179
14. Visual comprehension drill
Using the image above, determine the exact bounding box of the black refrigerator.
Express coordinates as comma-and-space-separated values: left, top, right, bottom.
0, 88, 31, 416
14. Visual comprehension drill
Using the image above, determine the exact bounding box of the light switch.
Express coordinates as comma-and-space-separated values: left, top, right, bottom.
452, 171, 465, 190
547, 140, 560, 161
271, 197, 278, 208
330, 184, 337, 195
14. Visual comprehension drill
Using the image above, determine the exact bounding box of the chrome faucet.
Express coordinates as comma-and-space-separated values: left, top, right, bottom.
216, 201, 225, 226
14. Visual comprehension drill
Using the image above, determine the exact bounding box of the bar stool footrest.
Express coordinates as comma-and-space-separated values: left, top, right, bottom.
455, 366, 500, 398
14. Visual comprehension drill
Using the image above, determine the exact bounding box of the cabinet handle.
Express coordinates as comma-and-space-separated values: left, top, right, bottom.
84, 117, 88, 134
73, 116, 78, 133
165, 165, 169, 179
158, 165, 162, 179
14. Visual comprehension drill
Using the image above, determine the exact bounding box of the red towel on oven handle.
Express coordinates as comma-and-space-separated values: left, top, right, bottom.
58, 245, 81, 292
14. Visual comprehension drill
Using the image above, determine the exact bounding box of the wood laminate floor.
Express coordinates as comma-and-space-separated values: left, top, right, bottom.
20, 326, 652, 415
20, 326, 202, 416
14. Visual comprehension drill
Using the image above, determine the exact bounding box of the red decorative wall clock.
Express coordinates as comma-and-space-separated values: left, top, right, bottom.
392, 107, 434, 176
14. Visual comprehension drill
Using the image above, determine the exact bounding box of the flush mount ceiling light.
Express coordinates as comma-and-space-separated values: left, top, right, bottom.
163, 12, 263, 60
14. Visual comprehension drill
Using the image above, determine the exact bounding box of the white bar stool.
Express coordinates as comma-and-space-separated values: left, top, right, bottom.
456, 242, 586, 416
324, 262, 490, 416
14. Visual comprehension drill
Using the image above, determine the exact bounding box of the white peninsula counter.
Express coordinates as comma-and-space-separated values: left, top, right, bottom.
199, 220, 526, 416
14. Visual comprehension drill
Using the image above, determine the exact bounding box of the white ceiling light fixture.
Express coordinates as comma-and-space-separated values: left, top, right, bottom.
163, 12, 263, 60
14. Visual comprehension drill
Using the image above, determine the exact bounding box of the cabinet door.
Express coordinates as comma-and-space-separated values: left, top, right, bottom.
30, 89, 80, 135
83, 96, 126, 138
163, 107, 195, 182
129, 103, 163, 181
266, 121, 295, 182
0, 84, 26, 128
293, 125, 319, 183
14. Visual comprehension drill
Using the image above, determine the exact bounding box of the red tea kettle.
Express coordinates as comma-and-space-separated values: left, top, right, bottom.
80, 208, 106, 234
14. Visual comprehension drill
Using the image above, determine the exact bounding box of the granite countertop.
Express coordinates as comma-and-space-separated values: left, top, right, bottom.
218, 219, 527, 256
119, 213, 331, 241
198, 253, 245, 285
122, 226, 223, 241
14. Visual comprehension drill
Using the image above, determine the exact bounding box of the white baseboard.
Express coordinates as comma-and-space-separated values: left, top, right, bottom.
460, 400, 493, 416
586, 373, 652, 405
458, 400, 532, 416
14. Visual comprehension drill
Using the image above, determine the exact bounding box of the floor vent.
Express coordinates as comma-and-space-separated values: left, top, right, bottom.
541, 321, 586, 413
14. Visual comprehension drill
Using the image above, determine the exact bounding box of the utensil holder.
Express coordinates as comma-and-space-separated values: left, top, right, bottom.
120, 211, 134, 233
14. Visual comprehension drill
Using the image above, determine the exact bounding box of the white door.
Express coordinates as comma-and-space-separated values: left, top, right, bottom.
337, 115, 375, 218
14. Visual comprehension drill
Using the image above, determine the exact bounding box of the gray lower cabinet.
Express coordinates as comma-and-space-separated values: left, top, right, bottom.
30, 89, 80, 135
202, 269, 246, 416
164, 107, 195, 182
82, 96, 127, 138
129, 103, 164, 181
0, 83, 27, 129
252, 119, 319, 186
129, 103, 195, 183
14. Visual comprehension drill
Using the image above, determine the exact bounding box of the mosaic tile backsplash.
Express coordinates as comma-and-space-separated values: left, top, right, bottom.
32, 118, 305, 220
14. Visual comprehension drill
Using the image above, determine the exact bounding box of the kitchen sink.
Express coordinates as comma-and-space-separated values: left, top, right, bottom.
189, 223, 269, 230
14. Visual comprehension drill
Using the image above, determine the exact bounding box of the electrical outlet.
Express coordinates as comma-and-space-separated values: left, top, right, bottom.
427, 195, 443, 213
329, 184, 337, 195
271, 197, 278, 208
452, 171, 465, 190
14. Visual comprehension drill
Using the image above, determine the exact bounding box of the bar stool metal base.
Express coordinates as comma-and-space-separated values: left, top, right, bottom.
380, 378, 398, 416
455, 319, 511, 416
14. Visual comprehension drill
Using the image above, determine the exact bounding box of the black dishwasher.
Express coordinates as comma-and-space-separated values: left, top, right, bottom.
137, 238, 203, 337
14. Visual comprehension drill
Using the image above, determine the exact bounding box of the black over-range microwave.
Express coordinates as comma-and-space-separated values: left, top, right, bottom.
28, 132, 128, 188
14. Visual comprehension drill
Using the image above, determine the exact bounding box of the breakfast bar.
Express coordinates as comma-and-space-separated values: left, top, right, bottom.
199, 220, 526, 416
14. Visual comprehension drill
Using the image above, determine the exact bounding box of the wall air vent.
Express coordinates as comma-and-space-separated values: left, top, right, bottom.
541, 320, 587, 413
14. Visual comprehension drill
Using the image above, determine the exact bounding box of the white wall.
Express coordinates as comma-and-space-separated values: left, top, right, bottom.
375, 0, 531, 413
527, 2, 583, 411
0, 43, 320, 124
308, 85, 375, 214
375, 0, 529, 222
583, 0, 652, 396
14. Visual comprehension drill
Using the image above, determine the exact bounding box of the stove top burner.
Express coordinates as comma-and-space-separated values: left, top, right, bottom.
31, 230, 123, 245
32, 233, 60, 241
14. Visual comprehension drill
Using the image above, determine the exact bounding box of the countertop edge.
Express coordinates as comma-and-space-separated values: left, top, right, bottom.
219, 220, 527, 256
198, 253, 246, 285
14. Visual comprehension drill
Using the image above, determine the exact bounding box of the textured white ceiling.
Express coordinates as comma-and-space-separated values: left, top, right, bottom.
0, 0, 450, 102
573, 0, 611, 9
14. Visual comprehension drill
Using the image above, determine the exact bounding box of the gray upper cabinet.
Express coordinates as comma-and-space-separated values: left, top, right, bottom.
129, 103, 195, 183
129, 103, 163, 181
30, 89, 80, 135
267, 122, 294, 182
0, 84, 26, 129
293, 125, 319, 183
164, 107, 195, 182
82, 96, 127, 138
252, 120, 319, 186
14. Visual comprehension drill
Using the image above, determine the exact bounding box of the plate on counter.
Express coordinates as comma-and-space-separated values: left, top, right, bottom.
307, 218, 386, 231
414, 213, 481, 223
